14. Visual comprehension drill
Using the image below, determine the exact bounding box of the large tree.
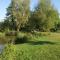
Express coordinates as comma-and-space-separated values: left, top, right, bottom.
6, 0, 30, 31
29, 0, 59, 32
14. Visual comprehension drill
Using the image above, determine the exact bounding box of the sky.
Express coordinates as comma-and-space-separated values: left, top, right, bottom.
0, 0, 60, 21
0, 0, 11, 21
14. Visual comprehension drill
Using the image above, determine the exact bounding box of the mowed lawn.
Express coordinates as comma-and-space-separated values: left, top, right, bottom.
15, 32, 60, 60
0, 32, 60, 60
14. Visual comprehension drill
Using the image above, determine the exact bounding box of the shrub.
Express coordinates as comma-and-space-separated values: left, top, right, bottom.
5, 31, 17, 36
15, 35, 28, 44
0, 44, 16, 60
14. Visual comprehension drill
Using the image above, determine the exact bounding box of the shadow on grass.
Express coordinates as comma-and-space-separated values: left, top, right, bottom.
15, 39, 56, 45
15, 36, 56, 45
27, 41, 56, 45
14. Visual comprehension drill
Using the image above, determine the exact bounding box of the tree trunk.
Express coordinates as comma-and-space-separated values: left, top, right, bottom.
16, 24, 20, 35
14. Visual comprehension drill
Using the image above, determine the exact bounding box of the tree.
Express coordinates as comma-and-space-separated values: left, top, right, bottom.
6, 0, 30, 32
6, 0, 17, 31
29, 0, 59, 32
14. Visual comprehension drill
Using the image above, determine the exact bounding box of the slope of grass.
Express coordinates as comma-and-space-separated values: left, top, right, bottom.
0, 32, 60, 60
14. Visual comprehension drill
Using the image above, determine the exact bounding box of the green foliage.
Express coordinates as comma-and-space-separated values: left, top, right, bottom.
5, 0, 30, 31
15, 32, 29, 44
0, 44, 16, 60
15, 35, 28, 44
0, 0, 59, 32
5, 31, 17, 36
29, 0, 59, 32
56, 22, 60, 31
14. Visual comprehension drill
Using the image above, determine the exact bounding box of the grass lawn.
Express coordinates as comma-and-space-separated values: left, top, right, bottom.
0, 32, 60, 60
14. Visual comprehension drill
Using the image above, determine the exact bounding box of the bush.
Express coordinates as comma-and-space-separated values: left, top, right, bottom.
5, 31, 17, 36
15, 35, 28, 44
0, 44, 16, 60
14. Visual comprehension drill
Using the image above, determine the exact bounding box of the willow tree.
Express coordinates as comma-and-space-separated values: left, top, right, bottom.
39, 0, 59, 31
6, 0, 30, 32
29, 0, 59, 31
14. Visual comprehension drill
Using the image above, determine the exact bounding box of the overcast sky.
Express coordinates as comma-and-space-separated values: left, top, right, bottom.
0, 0, 60, 21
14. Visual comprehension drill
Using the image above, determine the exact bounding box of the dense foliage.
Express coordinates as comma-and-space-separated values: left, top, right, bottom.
0, 0, 60, 32
29, 0, 59, 32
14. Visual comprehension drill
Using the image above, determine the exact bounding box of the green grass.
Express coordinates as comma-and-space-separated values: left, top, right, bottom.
15, 44, 60, 60
15, 32, 60, 60
0, 32, 60, 60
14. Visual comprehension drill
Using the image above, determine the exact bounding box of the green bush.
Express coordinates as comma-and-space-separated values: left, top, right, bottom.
5, 31, 17, 36
0, 44, 16, 60
15, 35, 28, 44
